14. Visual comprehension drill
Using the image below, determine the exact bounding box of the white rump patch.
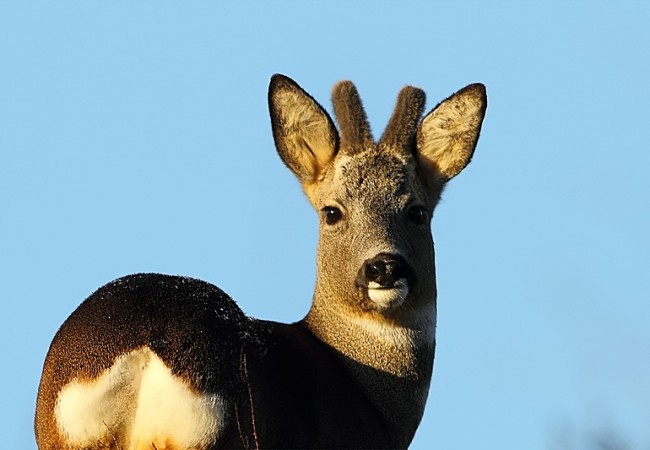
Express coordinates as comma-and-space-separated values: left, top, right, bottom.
55, 347, 226, 449
367, 279, 409, 309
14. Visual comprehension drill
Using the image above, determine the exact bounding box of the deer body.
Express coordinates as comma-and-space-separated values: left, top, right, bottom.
35, 75, 486, 449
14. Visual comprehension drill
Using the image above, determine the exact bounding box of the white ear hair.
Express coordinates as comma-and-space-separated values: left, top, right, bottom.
416, 83, 487, 182
269, 74, 338, 184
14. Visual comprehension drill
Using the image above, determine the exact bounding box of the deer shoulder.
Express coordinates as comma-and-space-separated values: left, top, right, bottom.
35, 75, 486, 450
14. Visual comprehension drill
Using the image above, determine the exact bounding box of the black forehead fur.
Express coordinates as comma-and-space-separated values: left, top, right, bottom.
329, 81, 445, 205
335, 149, 445, 208
339, 152, 412, 199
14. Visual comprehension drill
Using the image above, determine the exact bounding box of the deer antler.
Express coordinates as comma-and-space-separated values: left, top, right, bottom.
379, 86, 426, 153
331, 81, 374, 154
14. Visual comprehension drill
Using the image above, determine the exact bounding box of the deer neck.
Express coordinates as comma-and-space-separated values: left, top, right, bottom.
302, 287, 436, 444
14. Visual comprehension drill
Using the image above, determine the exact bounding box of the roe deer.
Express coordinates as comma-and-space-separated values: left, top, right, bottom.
35, 74, 487, 449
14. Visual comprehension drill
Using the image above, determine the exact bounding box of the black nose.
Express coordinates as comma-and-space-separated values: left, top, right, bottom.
362, 253, 410, 287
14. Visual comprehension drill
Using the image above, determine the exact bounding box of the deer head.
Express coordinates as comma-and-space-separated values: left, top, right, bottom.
269, 74, 486, 337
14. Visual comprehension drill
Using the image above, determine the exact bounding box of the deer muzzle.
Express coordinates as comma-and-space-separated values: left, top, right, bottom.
357, 253, 416, 310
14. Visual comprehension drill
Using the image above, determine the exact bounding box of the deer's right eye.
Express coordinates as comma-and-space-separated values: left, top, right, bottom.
322, 206, 342, 225
407, 206, 428, 225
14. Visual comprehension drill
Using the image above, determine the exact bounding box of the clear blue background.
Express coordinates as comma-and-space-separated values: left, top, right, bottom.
2, 2, 649, 449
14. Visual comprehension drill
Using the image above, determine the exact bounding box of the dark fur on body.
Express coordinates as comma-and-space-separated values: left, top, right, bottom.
36, 274, 394, 449
35, 75, 487, 449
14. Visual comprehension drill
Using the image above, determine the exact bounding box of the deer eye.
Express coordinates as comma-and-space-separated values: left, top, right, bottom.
408, 206, 428, 225
322, 206, 342, 225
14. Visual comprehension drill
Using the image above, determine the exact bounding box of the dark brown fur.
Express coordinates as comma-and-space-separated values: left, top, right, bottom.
35, 75, 487, 449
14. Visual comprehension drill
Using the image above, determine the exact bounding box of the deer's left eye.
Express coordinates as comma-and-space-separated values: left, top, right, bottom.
322, 206, 343, 225
408, 206, 428, 225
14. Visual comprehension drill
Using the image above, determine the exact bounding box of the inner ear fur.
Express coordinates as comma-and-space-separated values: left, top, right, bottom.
416, 83, 487, 184
269, 74, 339, 185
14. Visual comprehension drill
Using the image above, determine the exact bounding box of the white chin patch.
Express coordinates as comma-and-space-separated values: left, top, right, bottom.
367, 280, 409, 309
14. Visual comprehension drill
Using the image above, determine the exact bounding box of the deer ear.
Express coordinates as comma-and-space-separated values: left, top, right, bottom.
269, 74, 339, 185
416, 83, 487, 184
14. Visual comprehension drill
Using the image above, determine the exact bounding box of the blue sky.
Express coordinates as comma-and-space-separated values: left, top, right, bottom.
1, 2, 649, 449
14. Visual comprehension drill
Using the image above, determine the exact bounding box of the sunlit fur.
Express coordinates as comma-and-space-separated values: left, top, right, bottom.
35, 75, 486, 450
272, 75, 486, 445
55, 348, 225, 449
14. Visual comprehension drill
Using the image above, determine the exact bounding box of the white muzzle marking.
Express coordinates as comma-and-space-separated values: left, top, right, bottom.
367, 279, 409, 309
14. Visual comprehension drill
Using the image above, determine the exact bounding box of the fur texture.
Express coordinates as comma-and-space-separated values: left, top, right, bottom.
35, 75, 487, 449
